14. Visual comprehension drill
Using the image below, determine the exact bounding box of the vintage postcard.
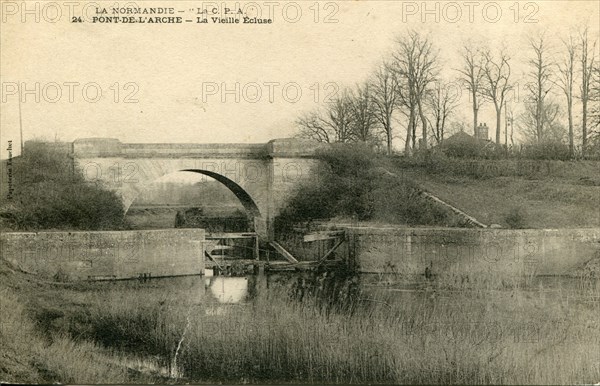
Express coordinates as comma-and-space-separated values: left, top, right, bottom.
1, 0, 599, 384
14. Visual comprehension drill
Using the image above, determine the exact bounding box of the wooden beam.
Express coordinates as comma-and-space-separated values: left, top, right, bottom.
319, 238, 345, 263
207, 232, 258, 239
254, 234, 260, 261
204, 250, 223, 271
304, 234, 333, 242
420, 191, 487, 228
269, 241, 299, 264
303, 230, 345, 242
209, 245, 235, 250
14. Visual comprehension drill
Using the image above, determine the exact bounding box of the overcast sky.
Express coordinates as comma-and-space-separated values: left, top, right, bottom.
1, 0, 599, 159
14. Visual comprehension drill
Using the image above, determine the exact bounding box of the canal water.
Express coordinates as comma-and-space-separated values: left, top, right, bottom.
156, 269, 599, 307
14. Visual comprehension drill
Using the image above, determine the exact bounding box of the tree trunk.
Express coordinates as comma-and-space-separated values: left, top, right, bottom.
495, 104, 502, 144
417, 100, 427, 149
582, 99, 588, 155
568, 98, 573, 157
441, 115, 446, 143
537, 76, 543, 143
472, 91, 478, 136
435, 114, 441, 144
405, 108, 414, 155
386, 114, 392, 155
411, 111, 417, 149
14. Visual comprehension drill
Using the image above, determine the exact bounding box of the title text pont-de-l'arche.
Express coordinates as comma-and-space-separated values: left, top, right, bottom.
92, 7, 273, 24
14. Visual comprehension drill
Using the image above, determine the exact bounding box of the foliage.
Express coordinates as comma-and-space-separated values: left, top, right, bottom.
442, 138, 484, 159
584, 135, 600, 159
520, 141, 572, 160
440, 135, 505, 160
275, 143, 450, 232
504, 206, 527, 229
371, 173, 449, 225
0, 142, 126, 230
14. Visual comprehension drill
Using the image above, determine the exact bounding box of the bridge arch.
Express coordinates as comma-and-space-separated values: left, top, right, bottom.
69, 137, 326, 238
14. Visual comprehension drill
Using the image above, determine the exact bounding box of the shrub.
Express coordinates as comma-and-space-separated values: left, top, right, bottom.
1, 142, 126, 230
443, 139, 483, 159
520, 141, 571, 160
441, 138, 506, 160
372, 174, 449, 226
504, 206, 527, 229
275, 144, 450, 233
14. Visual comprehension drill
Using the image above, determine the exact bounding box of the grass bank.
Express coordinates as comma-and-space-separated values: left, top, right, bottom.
395, 157, 600, 228
0, 260, 165, 383
0, 142, 127, 231
275, 145, 600, 232
2, 258, 598, 384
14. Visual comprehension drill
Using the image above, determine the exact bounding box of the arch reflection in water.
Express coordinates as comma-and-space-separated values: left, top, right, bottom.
208, 277, 249, 304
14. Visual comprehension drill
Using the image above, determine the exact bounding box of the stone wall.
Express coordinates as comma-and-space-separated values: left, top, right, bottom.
345, 227, 600, 277
0, 229, 205, 281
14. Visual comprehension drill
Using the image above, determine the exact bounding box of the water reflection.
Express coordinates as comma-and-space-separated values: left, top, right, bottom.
200, 268, 363, 312
194, 270, 598, 318
208, 276, 248, 304
125, 268, 598, 319
287, 269, 362, 313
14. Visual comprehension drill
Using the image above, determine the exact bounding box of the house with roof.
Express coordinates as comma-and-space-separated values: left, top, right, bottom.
440, 123, 500, 158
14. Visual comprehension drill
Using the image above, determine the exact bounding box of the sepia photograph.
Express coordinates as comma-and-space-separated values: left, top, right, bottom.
1, 0, 599, 384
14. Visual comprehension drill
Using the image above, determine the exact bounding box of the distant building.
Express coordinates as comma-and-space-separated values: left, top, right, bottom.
443, 130, 478, 146
440, 124, 499, 158
475, 123, 489, 141
442, 123, 490, 146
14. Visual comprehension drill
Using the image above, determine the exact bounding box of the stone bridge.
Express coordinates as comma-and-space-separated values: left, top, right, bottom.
69, 138, 325, 239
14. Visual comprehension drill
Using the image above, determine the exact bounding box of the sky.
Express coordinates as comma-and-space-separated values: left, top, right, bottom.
1, 0, 599, 159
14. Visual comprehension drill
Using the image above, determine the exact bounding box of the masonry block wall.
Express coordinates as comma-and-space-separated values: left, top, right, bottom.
0, 229, 205, 281
346, 227, 600, 277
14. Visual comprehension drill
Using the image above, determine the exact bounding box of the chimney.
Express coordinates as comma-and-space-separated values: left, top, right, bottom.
476, 123, 489, 141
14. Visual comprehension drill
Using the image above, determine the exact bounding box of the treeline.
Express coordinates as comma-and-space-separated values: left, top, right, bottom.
297, 28, 600, 159
0, 142, 126, 230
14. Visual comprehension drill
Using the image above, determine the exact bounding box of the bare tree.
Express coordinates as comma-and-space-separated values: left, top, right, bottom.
391, 30, 438, 152
457, 44, 486, 136
426, 81, 458, 145
296, 90, 355, 143
395, 74, 418, 153
580, 27, 597, 154
518, 99, 564, 143
556, 34, 577, 156
371, 62, 401, 154
348, 83, 379, 143
525, 34, 555, 143
480, 49, 513, 143
585, 64, 600, 155
296, 111, 332, 143
591, 64, 600, 135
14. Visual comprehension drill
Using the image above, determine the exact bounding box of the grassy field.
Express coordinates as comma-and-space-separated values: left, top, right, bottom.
1, 258, 598, 384
392, 158, 600, 228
